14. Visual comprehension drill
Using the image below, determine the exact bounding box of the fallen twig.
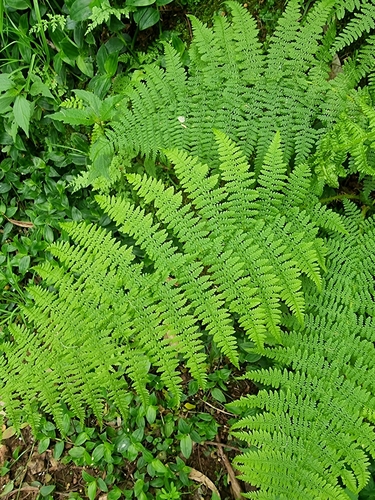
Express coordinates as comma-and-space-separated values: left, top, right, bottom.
3, 215, 34, 229
189, 467, 221, 498
201, 400, 235, 416
215, 437, 244, 500
203, 441, 241, 453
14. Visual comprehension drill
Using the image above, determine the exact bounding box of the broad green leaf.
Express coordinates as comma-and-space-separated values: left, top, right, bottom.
69, 0, 92, 21
104, 52, 118, 77
5, 0, 30, 8
127, 444, 139, 461
211, 387, 226, 403
0, 95, 14, 113
96, 45, 109, 75
87, 74, 111, 99
92, 444, 105, 463
142, 448, 154, 463
88, 135, 113, 181
106, 37, 125, 53
0, 481, 14, 497
1, 426, 16, 439
156, 0, 173, 5
163, 419, 174, 438
68, 446, 85, 458
54, 441, 64, 459
146, 405, 156, 424
115, 434, 130, 453
18, 255, 31, 276
127, 0, 155, 6
40, 485, 55, 497
178, 418, 190, 434
134, 479, 144, 497
82, 470, 96, 482
44, 226, 54, 243
99, 95, 123, 121
87, 481, 97, 500
107, 487, 122, 500
49, 108, 97, 126
13, 95, 32, 136
180, 434, 193, 459
83, 451, 92, 465
71, 207, 83, 221
97, 478, 108, 492
19, 41, 32, 64
76, 55, 94, 77
29, 77, 54, 98
103, 444, 114, 463
151, 459, 167, 474
38, 436, 50, 454
59, 37, 79, 61
74, 90, 102, 116
0, 74, 13, 92
0, 183, 11, 194
132, 427, 144, 442
133, 6, 160, 30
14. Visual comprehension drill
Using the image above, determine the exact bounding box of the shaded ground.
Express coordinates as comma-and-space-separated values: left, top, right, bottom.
1, 426, 100, 498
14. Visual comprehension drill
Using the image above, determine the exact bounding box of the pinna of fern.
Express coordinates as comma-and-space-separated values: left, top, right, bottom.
0, 132, 341, 435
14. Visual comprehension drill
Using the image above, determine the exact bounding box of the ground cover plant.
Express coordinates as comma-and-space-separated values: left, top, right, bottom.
3, 0, 375, 499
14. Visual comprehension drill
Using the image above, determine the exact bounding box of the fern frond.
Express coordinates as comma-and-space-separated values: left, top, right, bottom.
256, 132, 287, 217
333, 2, 375, 53
266, 0, 301, 78
95, 194, 240, 363
225, 1, 264, 84
124, 134, 329, 349
333, 0, 362, 20
231, 200, 375, 499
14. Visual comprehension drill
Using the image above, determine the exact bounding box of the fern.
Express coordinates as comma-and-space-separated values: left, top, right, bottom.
4, 1, 375, 498
0, 133, 337, 436
68, 0, 375, 190
85, 0, 129, 34
314, 92, 375, 186
332, 1, 375, 52
229, 200, 375, 499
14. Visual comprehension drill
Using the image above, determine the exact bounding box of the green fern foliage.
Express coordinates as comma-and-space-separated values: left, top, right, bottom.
230, 200, 375, 499
314, 93, 375, 186
4, 1, 375, 498
0, 133, 339, 435
73, 0, 375, 190
332, 1, 375, 52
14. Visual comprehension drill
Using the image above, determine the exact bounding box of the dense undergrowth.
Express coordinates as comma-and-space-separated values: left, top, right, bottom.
3, 0, 375, 499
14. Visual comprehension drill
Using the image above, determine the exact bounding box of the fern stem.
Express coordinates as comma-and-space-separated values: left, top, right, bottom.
320, 193, 361, 204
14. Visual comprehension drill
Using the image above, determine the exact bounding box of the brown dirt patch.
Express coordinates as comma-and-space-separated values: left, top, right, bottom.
0, 426, 98, 499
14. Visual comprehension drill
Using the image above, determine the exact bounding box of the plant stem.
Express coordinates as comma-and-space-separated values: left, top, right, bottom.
320, 193, 361, 204
0, 0, 3, 34
131, 25, 139, 51
33, 0, 50, 67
